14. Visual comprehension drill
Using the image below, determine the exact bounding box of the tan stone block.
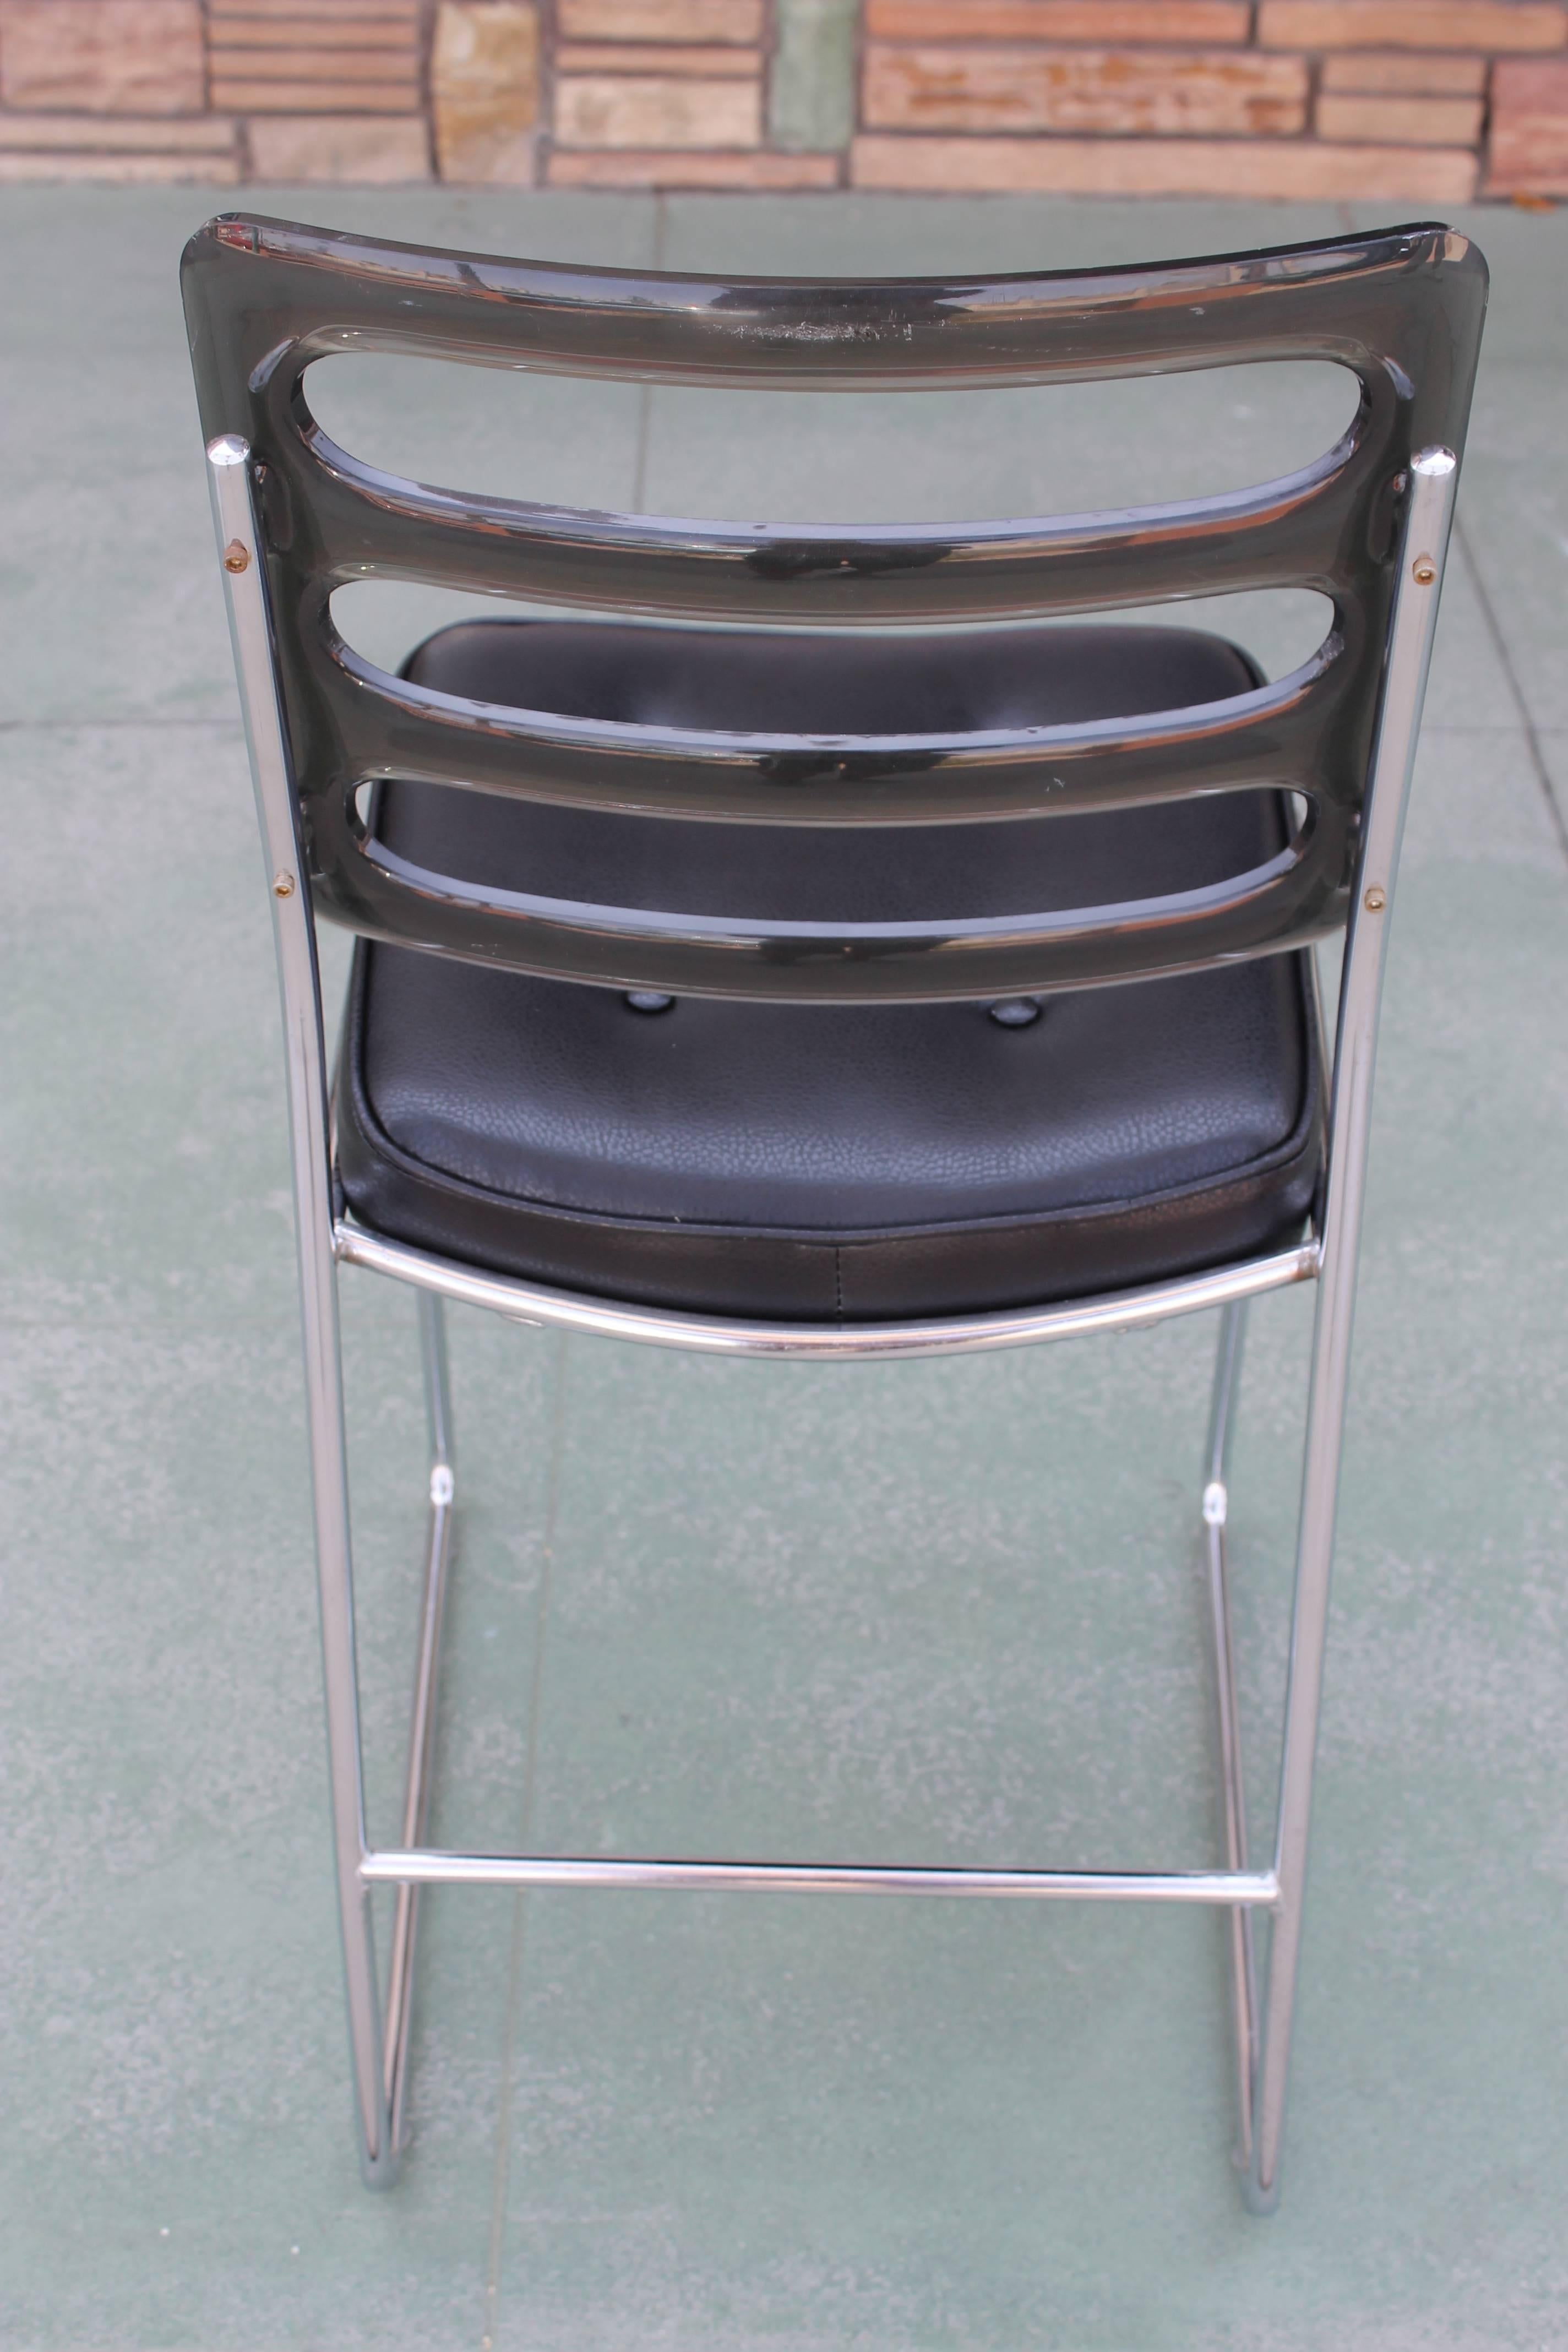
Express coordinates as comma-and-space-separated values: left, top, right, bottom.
0, 148, 238, 178
1316, 89, 1482, 138
554, 72, 761, 145
247, 111, 431, 177
432, 3, 539, 178
433, 2, 539, 95
864, 46, 1307, 134
0, 0, 204, 114
433, 102, 537, 178
1486, 53, 1568, 187
548, 144, 839, 183
851, 130, 1479, 199
556, 42, 759, 73
1259, 2, 1565, 51
1321, 49, 1486, 89
864, 2, 1250, 39
558, 0, 763, 40
0, 110, 234, 146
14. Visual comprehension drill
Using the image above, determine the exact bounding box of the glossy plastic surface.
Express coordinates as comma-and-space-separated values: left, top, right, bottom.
181, 215, 1486, 1003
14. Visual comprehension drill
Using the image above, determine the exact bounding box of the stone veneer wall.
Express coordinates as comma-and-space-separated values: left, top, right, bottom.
0, 0, 1564, 197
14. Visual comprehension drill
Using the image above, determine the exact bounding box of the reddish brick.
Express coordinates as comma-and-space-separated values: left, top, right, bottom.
555, 72, 761, 144
0, 149, 239, 178
210, 4, 419, 110
1486, 53, 1568, 187
1259, 2, 1565, 51
209, 0, 416, 14
864, 2, 1249, 39
0, 110, 234, 148
851, 130, 1479, 198
1316, 90, 1483, 138
557, 0, 763, 40
548, 145, 839, 183
1320, 49, 1486, 89
215, 79, 421, 112
209, 4, 420, 114
864, 46, 1307, 135
556, 41, 758, 71
214, 51, 417, 79
206, 14, 420, 41
0, 0, 204, 113
247, 111, 430, 176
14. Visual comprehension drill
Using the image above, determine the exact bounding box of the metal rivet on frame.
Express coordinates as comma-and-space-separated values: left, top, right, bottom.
1411, 555, 1437, 585
1363, 886, 1386, 912
273, 870, 296, 899
223, 540, 252, 573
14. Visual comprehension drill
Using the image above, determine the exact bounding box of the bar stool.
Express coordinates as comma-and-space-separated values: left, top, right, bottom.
182, 212, 1486, 2208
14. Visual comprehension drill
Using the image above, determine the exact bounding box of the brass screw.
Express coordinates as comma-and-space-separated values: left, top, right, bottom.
222, 540, 251, 574
1412, 555, 1437, 585
273, 870, 295, 899
1364, 886, 1387, 912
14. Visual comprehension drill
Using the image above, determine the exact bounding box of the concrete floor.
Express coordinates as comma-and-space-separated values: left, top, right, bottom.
1, 186, 1566, 2350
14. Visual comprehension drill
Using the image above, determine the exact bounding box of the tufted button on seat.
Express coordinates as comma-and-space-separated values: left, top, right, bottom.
337, 619, 1322, 1320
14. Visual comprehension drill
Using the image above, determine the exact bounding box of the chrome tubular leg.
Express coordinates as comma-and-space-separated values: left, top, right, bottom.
1246, 447, 1460, 2215
383, 1295, 458, 2152
304, 1173, 398, 2186
206, 437, 395, 2186
1245, 1190, 1356, 2217
1202, 1300, 1259, 2176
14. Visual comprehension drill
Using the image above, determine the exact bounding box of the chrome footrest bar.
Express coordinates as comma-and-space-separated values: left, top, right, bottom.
335, 1218, 1320, 1363
360, 1849, 1280, 1905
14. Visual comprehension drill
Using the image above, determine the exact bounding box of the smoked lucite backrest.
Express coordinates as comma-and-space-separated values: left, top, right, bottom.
182, 215, 1485, 1004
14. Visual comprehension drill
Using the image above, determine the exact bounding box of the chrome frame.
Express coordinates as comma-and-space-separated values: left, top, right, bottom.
208, 431, 1458, 2205
333, 1216, 1320, 1363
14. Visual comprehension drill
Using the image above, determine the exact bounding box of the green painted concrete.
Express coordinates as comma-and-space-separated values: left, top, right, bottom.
1, 188, 1566, 2349
770, 0, 858, 155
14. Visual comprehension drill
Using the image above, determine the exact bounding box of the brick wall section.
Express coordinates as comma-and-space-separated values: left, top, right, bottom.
0, 0, 1563, 195
856, 0, 1565, 198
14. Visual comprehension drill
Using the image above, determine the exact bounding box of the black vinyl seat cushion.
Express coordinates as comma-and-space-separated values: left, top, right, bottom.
336, 621, 1323, 1321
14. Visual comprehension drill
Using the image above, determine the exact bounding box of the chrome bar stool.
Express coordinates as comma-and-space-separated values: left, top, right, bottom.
182, 214, 1486, 2208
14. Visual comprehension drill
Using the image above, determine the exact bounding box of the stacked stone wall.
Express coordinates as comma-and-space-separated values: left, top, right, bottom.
0, 0, 1562, 197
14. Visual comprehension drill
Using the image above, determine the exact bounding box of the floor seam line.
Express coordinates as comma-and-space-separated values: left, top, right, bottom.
0, 715, 243, 732
1452, 513, 1568, 868
480, 1329, 571, 2352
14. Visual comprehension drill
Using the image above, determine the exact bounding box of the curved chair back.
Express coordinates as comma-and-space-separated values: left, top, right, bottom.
181, 216, 1486, 1003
